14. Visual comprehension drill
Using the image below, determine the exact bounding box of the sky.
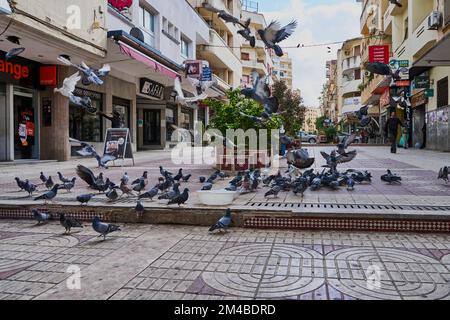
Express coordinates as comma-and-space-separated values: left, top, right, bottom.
256, 0, 362, 107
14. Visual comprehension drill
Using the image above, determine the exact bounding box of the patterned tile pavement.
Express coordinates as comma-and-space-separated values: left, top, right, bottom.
0, 219, 450, 300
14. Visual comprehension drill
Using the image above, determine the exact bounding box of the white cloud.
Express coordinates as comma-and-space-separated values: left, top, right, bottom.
262, 0, 361, 107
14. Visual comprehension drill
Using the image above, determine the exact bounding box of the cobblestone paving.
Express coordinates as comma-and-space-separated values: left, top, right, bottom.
1, 220, 450, 300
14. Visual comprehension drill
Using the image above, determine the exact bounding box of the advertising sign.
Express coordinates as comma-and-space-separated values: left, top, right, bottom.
369, 45, 389, 64
389, 59, 410, 80
103, 128, 135, 165
139, 78, 165, 100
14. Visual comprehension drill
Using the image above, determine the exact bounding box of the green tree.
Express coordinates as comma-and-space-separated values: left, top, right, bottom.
272, 80, 306, 137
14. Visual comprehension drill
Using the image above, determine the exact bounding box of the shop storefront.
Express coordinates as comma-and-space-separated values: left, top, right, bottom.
0, 52, 43, 161
411, 90, 428, 148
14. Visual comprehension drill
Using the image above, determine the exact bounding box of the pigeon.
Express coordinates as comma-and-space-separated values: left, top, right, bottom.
168, 188, 189, 206
258, 20, 297, 57
389, 0, 402, 7
60, 213, 83, 234
438, 166, 449, 183
106, 187, 120, 202
310, 177, 322, 191
39, 172, 48, 184
203, 3, 249, 27
159, 166, 173, 178
57, 56, 110, 86
225, 181, 238, 192
23, 180, 38, 197
286, 149, 315, 169
15, 177, 27, 191
320, 150, 355, 173
133, 179, 146, 194
181, 174, 192, 183
187, 77, 216, 97
34, 184, 60, 204
346, 177, 355, 191
92, 217, 121, 240
201, 183, 213, 191
61, 177, 76, 193
69, 94, 97, 114
54, 72, 81, 98
241, 70, 279, 114
5, 47, 25, 60
135, 201, 145, 218
139, 186, 159, 201
293, 181, 308, 197
209, 209, 232, 233
45, 176, 55, 190
57, 172, 72, 184
94, 153, 117, 169
173, 77, 207, 105
381, 170, 402, 184
173, 169, 183, 182
132, 171, 148, 186
122, 172, 130, 185
199, 176, 206, 183
157, 178, 173, 192
76, 194, 95, 205
120, 180, 135, 198
69, 138, 97, 158
158, 183, 181, 200
32, 209, 52, 225
238, 27, 256, 47
76, 165, 104, 188
264, 185, 281, 198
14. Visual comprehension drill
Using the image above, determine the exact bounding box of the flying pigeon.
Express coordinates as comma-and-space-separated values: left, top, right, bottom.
168, 188, 189, 206
76, 193, 95, 205
69, 94, 97, 114
32, 209, 52, 225
34, 184, 60, 204
59, 213, 83, 234
92, 216, 121, 240
258, 20, 297, 57
238, 27, 256, 48
187, 77, 216, 97
5, 47, 25, 60
173, 77, 207, 105
381, 170, 402, 184
203, 3, 249, 28
57, 56, 110, 86
264, 185, 281, 198
241, 70, 279, 114
54, 72, 81, 98
209, 208, 232, 233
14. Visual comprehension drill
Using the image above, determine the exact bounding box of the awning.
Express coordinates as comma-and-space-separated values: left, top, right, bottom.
341, 104, 362, 116
117, 41, 179, 79
414, 32, 450, 67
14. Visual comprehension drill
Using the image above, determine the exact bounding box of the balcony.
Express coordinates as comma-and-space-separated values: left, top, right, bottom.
199, 29, 241, 73
242, 59, 267, 74
342, 56, 361, 72
410, 15, 438, 60
341, 80, 361, 96
213, 74, 231, 92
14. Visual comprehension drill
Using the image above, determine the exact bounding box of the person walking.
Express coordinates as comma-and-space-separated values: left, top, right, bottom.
384, 112, 403, 154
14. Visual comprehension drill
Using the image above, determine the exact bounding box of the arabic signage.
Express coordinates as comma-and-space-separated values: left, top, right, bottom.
369, 45, 389, 64
139, 78, 165, 100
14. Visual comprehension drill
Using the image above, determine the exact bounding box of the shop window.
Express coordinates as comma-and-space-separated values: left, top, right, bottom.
113, 96, 131, 137
69, 88, 103, 143
437, 77, 449, 108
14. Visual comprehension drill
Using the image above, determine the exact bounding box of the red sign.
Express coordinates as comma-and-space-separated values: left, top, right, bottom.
395, 80, 411, 87
108, 0, 132, 11
40, 65, 57, 86
369, 45, 389, 64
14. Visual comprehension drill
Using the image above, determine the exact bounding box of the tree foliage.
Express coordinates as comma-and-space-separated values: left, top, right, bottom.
272, 80, 306, 136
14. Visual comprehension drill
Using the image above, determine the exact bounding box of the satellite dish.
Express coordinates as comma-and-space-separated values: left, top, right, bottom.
130, 27, 145, 42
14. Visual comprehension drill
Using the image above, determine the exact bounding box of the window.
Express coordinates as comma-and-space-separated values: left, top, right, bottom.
181, 37, 190, 59
69, 88, 103, 143
354, 45, 361, 56
139, 5, 155, 33
437, 77, 449, 108
241, 52, 250, 60
354, 69, 361, 80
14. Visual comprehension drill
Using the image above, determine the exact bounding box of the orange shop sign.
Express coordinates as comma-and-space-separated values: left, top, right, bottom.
0, 58, 30, 80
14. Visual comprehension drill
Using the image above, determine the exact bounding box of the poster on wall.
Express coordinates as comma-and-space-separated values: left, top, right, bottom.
185, 60, 211, 80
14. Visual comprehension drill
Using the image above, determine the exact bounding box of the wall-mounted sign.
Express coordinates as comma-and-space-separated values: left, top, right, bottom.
389, 59, 410, 80
414, 75, 430, 89
411, 91, 428, 108
201, 66, 212, 82
40, 66, 57, 86
369, 45, 389, 64
0, 51, 41, 88
185, 60, 210, 80
395, 80, 411, 87
426, 89, 435, 97
139, 78, 165, 100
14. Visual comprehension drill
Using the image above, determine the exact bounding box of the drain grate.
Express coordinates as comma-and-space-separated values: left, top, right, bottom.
247, 202, 450, 212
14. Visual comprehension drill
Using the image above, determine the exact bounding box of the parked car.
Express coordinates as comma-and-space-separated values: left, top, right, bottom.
297, 131, 319, 144
337, 132, 361, 144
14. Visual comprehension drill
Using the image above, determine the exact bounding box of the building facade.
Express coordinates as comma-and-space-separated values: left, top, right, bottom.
321, 60, 338, 121
302, 107, 320, 133
272, 53, 293, 90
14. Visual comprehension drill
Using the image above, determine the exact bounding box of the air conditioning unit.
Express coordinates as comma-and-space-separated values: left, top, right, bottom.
427, 11, 442, 30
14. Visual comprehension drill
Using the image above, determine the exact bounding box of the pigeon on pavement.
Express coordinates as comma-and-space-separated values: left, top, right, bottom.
76, 194, 95, 205
32, 209, 53, 225
34, 185, 60, 204
168, 188, 189, 206
264, 185, 282, 198
60, 213, 83, 234
209, 209, 232, 233
92, 216, 121, 240
381, 170, 402, 184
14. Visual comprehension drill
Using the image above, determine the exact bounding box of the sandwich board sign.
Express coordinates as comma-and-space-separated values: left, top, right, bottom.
103, 128, 135, 166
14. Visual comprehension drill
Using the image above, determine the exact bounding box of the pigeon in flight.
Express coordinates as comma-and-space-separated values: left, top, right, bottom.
34, 184, 60, 204
203, 3, 249, 28
54, 72, 81, 98
381, 170, 402, 184
173, 77, 207, 105
209, 208, 232, 233
187, 77, 216, 97
60, 213, 83, 235
258, 20, 297, 57
238, 26, 256, 48
5, 47, 25, 60
32, 209, 53, 225
57, 56, 110, 86
92, 216, 121, 240
241, 70, 279, 116
69, 95, 97, 114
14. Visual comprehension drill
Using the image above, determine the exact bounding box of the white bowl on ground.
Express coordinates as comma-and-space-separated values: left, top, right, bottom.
197, 190, 237, 206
